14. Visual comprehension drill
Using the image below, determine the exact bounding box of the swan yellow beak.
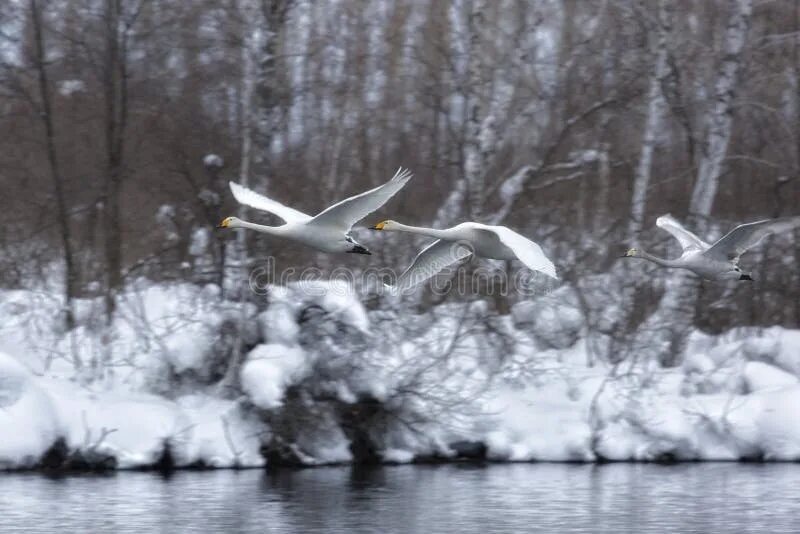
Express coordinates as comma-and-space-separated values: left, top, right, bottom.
369, 221, 387, 231
217, 217, 232, 229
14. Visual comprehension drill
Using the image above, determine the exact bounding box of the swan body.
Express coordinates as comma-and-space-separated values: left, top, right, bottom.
623, 214, 800, 281
369, 220, 557, 291
218, 168, 412, 254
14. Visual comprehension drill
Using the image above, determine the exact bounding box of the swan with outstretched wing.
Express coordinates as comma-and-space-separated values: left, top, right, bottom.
370, 220, 557, 292
623, 214, 800, 281
218, 168, 412, 255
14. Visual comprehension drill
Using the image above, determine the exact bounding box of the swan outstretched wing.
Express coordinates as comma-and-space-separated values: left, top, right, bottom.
389, 239, 472, 292
705, 216, 800, 263
656, 215, 709, 253
229, 181, 312, 224
308, 168, 412, 231
477, 225, 557, 279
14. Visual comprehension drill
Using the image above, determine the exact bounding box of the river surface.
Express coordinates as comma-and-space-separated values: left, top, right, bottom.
1, 463, 799, 533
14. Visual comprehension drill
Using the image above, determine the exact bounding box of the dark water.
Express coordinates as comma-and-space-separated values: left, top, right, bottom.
1, 463, 799, 533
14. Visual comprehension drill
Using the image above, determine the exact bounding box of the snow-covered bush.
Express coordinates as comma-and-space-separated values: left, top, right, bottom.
3, 272, 800, 470
513, 285, 584, 350
0, 352, 61, 468
240, 282, 450, 464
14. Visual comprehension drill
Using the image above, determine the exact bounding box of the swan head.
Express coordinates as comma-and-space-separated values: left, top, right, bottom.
217, 216, 240, 229
622, 248, 638, 258
369, 220, 396, 231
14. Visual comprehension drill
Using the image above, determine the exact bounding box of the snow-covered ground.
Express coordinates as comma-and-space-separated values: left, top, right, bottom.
2, 279, 800, 470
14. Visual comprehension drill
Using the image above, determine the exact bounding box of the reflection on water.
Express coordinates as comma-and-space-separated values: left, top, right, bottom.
1, 463, 799, 533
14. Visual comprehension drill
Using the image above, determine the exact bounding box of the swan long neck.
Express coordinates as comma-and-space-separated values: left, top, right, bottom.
638, 249, 682, 268
235, 219, 286, 236
388, 223, 452, 240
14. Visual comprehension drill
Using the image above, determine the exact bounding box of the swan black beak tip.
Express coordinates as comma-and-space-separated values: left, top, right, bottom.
740, 274, 753, 281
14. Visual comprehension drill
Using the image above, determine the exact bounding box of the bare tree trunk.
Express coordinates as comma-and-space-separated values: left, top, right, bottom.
218, 0, 281, 396
30, 0, 78, 334
253, 0, 293, 182
689, 0, 752, 219
794, 1, 800, 324
236, 7, 257, 274
637, 0, 753, 367
628, 0, 672, 239
102, 0, 129, 323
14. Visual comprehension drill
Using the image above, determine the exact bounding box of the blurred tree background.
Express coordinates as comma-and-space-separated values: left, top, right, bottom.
1, 0, 798, 365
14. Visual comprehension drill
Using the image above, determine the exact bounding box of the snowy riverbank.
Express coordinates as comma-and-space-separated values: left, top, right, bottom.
2, 280, 800, 471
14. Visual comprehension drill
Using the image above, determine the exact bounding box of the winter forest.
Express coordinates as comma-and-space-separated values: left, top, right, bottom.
1, 0, 800, 471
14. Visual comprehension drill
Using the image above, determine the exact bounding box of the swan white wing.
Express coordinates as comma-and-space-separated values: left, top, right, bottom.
390, 239, 472, 292
478, 225, 558, 279
308, 168, 412, 231
656, 214, 710, 253
704, 216, 800, 263
229, 181, 312, 224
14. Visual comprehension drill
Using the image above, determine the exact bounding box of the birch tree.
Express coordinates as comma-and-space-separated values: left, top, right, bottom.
487, 1, 620, 227
252, 0, 293, 181
218, 0, 294, 395
636, 0, 753, 367
689, 0, 753, 219
628, 0, 673, 239
435, 0, 574, 227
216, 0, 260, 396
434, 0, 491, 227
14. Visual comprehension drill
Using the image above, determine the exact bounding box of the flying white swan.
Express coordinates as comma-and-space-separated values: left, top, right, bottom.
369, 220, 557, 291
622, 214, 800, 281
217, 168, 413, 254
